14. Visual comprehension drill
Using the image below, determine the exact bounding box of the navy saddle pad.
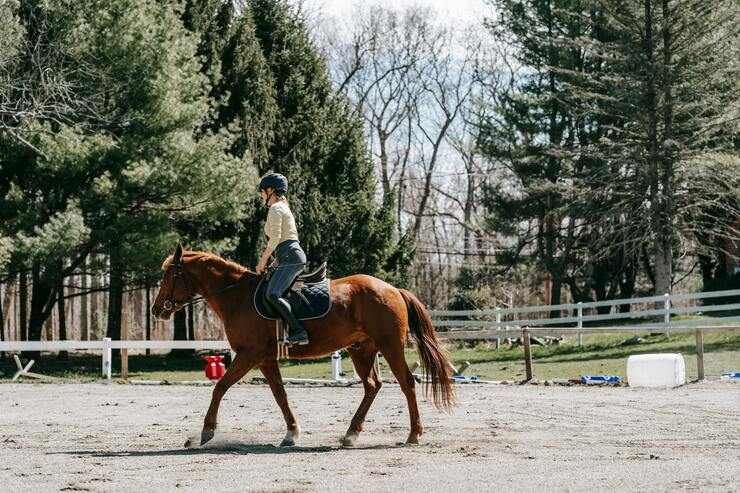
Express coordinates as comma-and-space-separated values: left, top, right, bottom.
254, 277, 331, 321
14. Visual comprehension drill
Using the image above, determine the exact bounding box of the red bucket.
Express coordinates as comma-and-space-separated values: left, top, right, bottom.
203, 355, 226, 381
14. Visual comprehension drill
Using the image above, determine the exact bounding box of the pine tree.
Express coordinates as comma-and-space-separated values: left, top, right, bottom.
480, 0, 602, 308
566, 0, 739, 294
245, 0, 399, 277
0, 0, 250, 353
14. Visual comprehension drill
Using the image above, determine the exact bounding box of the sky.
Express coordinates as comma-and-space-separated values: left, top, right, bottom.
300, 0, 489, 23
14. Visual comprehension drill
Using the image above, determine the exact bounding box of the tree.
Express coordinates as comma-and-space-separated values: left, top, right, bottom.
480, 0, 598, 308
0, 0, 250, 356
246, 0, 399, 278
568, 0, 739, 294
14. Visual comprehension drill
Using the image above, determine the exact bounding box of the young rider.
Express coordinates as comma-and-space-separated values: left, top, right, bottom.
256, 172, 310, 346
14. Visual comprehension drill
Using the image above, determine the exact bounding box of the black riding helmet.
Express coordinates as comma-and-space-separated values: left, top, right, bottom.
259, 172, 288, 207
259, 172, 288, 193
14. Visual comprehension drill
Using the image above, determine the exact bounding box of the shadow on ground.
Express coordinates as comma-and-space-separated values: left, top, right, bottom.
51, 442, 407, 458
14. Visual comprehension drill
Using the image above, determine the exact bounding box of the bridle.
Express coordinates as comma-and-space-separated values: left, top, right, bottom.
161, 259, 199, 313
160, 259, 268, 313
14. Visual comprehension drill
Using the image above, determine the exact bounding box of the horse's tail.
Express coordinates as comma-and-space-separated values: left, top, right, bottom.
398, 288, 455, 412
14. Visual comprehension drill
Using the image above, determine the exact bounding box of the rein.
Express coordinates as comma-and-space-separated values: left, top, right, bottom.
163, 261, 267, 313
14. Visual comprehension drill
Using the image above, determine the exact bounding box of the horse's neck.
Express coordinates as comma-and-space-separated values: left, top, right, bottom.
187, 258, 254, 322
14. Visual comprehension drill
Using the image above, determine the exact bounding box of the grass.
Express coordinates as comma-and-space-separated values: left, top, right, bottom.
1, 330, 738, 383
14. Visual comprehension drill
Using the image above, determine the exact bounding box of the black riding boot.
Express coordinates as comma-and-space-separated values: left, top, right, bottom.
268, 295, 309, 346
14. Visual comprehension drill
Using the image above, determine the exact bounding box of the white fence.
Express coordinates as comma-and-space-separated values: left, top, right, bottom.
430, 288, 740, 339
1, 288, 738, 382
0, 339, 344, 382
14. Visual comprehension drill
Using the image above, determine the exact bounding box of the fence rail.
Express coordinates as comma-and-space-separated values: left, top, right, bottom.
430, 289, 740, 334
1, 288, 738, 383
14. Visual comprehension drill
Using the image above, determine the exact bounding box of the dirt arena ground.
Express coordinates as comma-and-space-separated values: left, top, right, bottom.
1, 381, 738, 492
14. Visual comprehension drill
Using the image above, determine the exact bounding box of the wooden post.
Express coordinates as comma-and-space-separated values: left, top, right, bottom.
695, 328, 704, 381
522, 328, 533, 382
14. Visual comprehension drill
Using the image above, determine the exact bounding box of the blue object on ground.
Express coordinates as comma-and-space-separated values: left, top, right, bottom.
451, 375, 480, 383
581, 375, 621, 384
720, 371, 740, 381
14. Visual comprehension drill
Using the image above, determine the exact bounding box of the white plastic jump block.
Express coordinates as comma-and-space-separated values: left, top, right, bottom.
627, 353, 686, 388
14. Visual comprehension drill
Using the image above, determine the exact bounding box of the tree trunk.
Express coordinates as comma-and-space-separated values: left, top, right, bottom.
0, 282, 4, 355
655, 0, 674, 296
187, 304, 195, 340
133, 288, 143, 341
169, 308, 193, 358
26, 262, 57, 360
107, 246, 124, 359
90, 258, 99, 340
2, 277, 13, 340
19, 270, 28, 341
378, 130, 390, 198
643, 0, 672, 296
549, 275, 562, 319
463, 165, 475, 261
57, 274, 68, 360
80, 258, 89, 341
145, 284, 152, 356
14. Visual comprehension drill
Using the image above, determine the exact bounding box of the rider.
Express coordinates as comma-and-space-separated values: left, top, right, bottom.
256, 172, 310, 346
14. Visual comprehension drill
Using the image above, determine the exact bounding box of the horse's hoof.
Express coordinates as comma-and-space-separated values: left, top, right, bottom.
340, 433, 358, 447
405, 435, 420, 445
280, 429, 299, 447
200, 428, 215, 446
279, 438, 295, 447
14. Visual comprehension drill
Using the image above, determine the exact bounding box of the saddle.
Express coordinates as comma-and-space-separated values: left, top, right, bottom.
254, 261, 331, 321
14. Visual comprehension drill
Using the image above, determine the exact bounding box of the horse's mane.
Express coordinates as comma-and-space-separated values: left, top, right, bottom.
162, 250, 258, 277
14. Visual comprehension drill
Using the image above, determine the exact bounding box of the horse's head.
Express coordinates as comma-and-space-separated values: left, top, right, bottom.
151, 242, 196, 320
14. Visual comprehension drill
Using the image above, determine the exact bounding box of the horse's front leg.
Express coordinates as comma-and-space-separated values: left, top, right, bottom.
260, 359, 301, 446
188, 351, 258, 447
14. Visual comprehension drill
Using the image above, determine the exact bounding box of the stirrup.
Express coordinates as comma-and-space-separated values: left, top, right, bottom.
286, 329, 309, 346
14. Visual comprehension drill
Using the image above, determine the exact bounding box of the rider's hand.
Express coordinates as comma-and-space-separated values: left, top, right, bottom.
256, 262, 265, 274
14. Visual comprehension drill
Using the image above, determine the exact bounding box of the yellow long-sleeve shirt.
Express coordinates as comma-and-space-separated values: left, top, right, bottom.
264, 200, 299, 253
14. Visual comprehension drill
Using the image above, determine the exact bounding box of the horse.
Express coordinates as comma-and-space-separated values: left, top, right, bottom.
151, 243, 455, 448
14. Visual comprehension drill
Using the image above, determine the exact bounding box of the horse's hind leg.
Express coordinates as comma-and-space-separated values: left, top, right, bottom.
341, 341, 382, 447
375, 337, 423, 445
260, 359, 301, 447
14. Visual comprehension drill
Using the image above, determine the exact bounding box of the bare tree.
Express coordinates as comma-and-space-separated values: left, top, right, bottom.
406, 24, 479, 241
324, 6, 431, 224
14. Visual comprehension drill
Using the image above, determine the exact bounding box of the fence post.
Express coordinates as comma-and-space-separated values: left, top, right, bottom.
577, 301, 583, 346
522, 328, 533, 382
102, 337, 112, 381
495, 307, 501, 349
695, 328, 704, 381
331, 351, 342, 381
664, 293, 671, 335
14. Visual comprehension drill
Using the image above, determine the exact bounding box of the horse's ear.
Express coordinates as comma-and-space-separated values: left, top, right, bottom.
174, 242, 183, 263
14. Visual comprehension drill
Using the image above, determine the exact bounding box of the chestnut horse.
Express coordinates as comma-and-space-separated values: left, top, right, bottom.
151, 244, 454, 447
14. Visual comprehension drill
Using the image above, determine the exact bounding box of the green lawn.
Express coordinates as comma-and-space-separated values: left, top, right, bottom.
1, 330, 738, 383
